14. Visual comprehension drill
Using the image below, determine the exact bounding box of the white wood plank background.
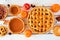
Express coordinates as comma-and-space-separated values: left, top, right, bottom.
0, 0, 60, 40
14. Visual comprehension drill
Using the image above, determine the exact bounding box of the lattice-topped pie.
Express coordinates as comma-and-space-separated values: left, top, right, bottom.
28, 6, 54, 34
0, 26, 8, 36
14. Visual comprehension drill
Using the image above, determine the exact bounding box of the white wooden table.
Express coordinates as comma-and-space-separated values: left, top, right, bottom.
0, 0, 60, 40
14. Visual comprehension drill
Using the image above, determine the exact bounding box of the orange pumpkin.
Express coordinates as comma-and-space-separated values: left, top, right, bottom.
53, 26, 60, 36
24, 30, 32, 37
20, 10, 28, 18
51, 4, 60, 12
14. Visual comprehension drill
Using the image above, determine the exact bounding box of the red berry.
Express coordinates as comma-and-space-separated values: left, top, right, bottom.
23, 3, 30, 10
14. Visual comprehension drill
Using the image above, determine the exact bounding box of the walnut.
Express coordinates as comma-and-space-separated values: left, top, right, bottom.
56, 16, 60, 21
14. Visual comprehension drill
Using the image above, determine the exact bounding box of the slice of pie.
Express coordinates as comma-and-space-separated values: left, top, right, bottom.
28, 6, 54, 34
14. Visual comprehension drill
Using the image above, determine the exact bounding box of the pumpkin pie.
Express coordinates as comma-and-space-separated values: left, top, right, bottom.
9, 18, 24, 34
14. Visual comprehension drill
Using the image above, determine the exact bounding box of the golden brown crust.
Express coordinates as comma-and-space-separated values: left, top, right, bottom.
28, 6, 54, 34
0, 26, 8, 36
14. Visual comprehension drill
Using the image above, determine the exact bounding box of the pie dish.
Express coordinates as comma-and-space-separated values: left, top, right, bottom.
0, 4, 8, 20
9, 5, 21, 16
0, 26, 8, 36
9, 18, 25, 34
28, 6, 54, 34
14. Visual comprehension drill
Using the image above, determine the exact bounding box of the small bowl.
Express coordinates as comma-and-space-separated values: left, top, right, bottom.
9, 5, 21, 16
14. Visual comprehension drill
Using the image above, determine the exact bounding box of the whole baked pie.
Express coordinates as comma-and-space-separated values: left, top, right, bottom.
0, 26, 8, 36
9, 18, 24, 34
28, 6, 54, 34
0, 4, 8, 20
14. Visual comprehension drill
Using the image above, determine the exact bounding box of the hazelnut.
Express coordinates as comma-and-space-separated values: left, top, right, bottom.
7, 4, 10, 7
8, 32, 12, 35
